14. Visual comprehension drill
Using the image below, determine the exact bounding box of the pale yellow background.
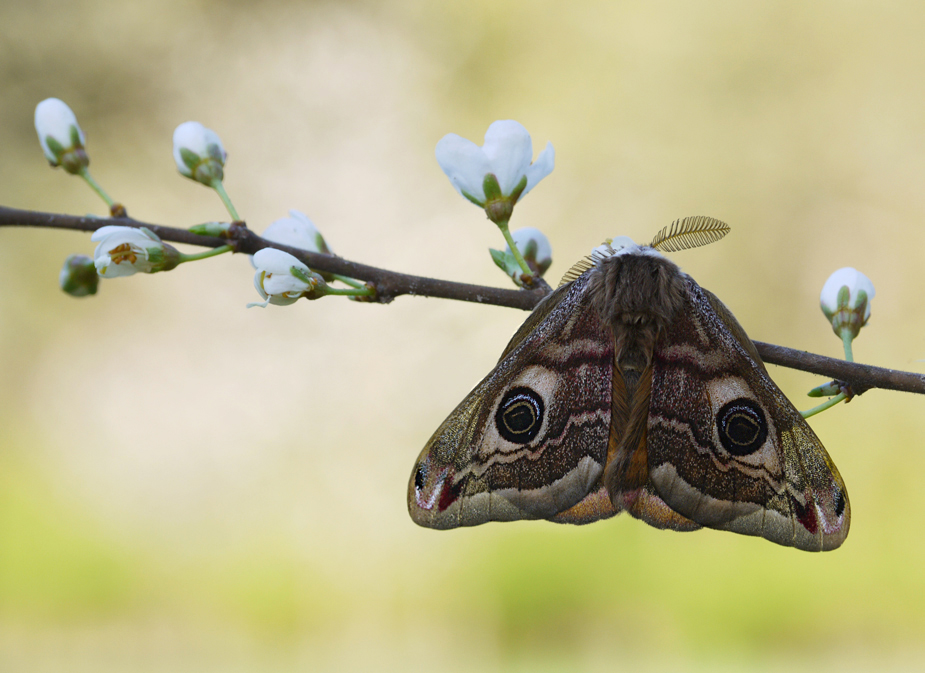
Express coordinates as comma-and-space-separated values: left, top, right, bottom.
1, 2, 923, 671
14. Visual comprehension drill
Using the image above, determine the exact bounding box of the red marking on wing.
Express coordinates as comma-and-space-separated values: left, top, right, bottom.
438, 474, 464, 512
792, 496, 818, 535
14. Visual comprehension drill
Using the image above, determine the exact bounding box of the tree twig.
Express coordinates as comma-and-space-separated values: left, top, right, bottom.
0, 205, 544, 309
2, 204, 923, 396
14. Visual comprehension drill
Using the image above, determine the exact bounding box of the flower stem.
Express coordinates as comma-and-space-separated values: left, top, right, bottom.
211, 180, 240, 221
801, 392, 847, 419
840, 330, 855, 362
78, 168, 116, 209
495, 220, 533, 279
323, 285, 375, 297
332, 273, 364, 289
178, 245, 234, 264
801, 330, 856, 418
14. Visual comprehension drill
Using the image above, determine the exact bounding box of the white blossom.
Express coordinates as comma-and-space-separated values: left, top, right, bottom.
262, 210, 331, 254
251, 248, 321, 307
820, 267, 875, 339
92, 226, 177, 277
34, 98, 88, 173
435, 120, 554, 213
172, 121, 227, 185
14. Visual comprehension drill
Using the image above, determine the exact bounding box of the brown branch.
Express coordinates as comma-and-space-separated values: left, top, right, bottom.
2, 204, 923, 396
0, 205, 544, 310
754, 342, 925, 395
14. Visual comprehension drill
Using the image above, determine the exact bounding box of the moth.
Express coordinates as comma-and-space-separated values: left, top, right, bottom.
408, 217, 849, 551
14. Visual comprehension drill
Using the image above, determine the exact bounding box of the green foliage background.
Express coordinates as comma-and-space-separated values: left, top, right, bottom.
1, 1, 924, 670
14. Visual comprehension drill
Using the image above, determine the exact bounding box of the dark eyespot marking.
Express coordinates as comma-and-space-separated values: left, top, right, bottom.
716, 398, 768, 456
414, 464, 426, 491
834, 489, 847, 517
495, 386, 544, 444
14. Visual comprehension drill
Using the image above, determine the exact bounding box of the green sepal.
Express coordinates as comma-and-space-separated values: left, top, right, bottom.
68, 124, 83, 149
460, 189, 485, 207
508, 175, 528, 204
193, 161, 224, 185
836, 285, 851, 310
520, 237, 538, 261
315, 232, 332, 255
180, 147, 201, 172
290, 265, 324, 288
146, 242, 181, 272
44, 136, 65, 160
205, 142, 224, 163
489, 248, 523, 286
808, 381, 842, 398
482, 173, 502, 201
189, 222, 231, 236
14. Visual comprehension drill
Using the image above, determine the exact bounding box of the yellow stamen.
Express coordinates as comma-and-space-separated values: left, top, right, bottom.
109, 243, 138, 265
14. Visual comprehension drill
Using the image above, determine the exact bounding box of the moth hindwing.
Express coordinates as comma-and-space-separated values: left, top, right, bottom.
409, 240, 849, 551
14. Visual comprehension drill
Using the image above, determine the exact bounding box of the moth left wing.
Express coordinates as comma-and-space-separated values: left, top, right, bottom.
409, 274, 617, 529
646, 279, 850, 551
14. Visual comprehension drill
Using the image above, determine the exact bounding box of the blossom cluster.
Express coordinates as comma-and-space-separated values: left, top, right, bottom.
37, 97, 877, 367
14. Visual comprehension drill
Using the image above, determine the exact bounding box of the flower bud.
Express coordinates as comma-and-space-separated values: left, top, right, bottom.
507, 227, 552, 276
250, 248, 325, 307
262, 210, 332, 255
820, 267, 875, 340
34, 98, 89, 174
59, 254, 99, 297
491, 227, 553, 287
172, 121, 227, 186
92, 226, 180, 277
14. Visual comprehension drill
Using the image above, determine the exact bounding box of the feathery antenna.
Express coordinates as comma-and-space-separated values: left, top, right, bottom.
650, 216, 730, 252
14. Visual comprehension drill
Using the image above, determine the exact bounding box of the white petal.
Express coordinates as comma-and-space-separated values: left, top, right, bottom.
95, 255, 139, 278
263, 273, 309, 296
91, 225, 133, 242
34, 98, 84, 161
92, 226, 157, 254
253, 247, 310, 276
253, 270, 270, 300
435, 133, 491, 202
269, 295, 301, 306
482, 120, 533, 195
820, 267, 875, 318
521, 142, 555, 197
263, 212, 324, 253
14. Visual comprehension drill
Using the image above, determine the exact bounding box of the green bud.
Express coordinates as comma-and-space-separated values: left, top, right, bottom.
59, 254, 99, 297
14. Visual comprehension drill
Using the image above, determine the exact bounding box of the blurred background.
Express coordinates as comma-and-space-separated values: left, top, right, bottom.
1, 1, 924, 671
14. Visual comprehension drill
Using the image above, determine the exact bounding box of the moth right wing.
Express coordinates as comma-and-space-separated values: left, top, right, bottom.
409, 273, 617, 529
646, 280, 849, 551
